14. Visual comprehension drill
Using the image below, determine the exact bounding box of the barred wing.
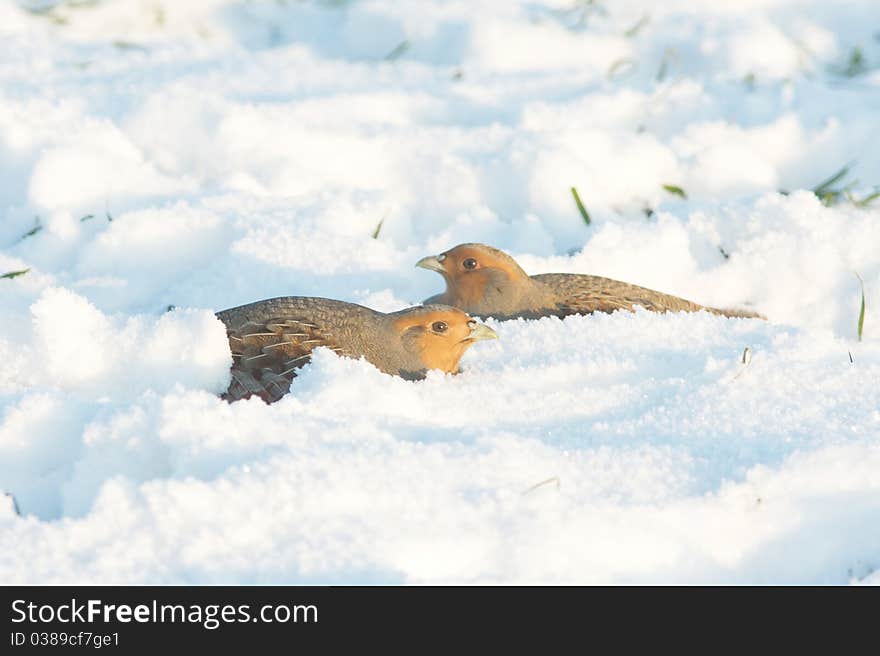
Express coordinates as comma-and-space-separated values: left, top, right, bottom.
532, 273, 708, 317
218, 313, 347, 403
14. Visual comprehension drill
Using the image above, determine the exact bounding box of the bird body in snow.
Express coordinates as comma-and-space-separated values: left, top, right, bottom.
417, 243, 764, 321
216, 296, 497, 403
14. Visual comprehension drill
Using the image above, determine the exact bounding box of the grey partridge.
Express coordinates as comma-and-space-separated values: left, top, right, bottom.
217, 296, 497, 403
417, 243, 764, 321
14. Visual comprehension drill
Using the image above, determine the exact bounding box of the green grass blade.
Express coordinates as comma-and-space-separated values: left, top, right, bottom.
384, 40, 410, 61
372, 216, 385, 239
813, 163, 853, 196
17, 220, 42, 242
606, 57, 634, 79
624, 15, 649, 38
656, 47, 678, 82
843, 46, 866, 77
855, 190, 880, 207
1, 268, 30, 280
571, 187, 591, 225
662, 184, 687, 199
856, 273, 866, 342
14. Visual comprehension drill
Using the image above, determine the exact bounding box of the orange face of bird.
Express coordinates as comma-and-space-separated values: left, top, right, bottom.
393, 307, 497, 374
415, 243, 529, 306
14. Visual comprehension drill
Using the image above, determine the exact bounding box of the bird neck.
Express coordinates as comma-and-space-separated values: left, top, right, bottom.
407, 335, 466, 374
459, 267, 527, 305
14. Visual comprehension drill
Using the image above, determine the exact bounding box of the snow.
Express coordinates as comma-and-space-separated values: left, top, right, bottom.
1, 0, 879, 584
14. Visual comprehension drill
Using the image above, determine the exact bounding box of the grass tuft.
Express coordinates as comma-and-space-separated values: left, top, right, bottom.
805, 162, 880, 207
815, 165, 852, 192
570, 187, 591, 225
782, 163, 878, 208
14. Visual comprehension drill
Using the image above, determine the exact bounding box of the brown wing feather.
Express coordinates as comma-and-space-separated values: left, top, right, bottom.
220, 316, 348, 403
216, 296, 377, 403
532, 273, 762, 318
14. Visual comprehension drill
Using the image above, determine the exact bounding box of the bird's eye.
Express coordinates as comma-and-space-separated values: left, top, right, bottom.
462, 258, 478, 270
431, 321, 448, 333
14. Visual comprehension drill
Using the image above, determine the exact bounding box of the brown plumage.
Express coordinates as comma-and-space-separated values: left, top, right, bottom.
416, 243, 764, 321
216, 296, 498, 403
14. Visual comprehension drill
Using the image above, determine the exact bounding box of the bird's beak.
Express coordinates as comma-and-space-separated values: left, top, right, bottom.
415, 255, 446, 274
466, 322, 498, 342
